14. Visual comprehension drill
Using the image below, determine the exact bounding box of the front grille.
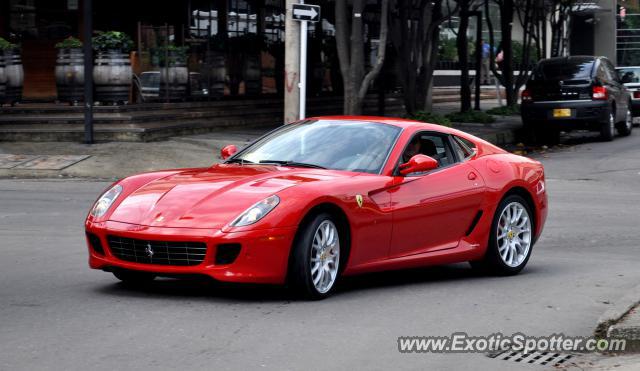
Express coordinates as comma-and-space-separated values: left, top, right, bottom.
107, 235, 207, 266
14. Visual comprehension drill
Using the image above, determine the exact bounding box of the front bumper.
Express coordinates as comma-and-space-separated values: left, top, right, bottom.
85, 220, 297, 284
521, 100, 609, 130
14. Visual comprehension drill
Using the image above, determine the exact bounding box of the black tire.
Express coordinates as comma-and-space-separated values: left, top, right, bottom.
113, 270, 156, 284
289, 212, 345, 300
600, 110, 616, 141
469, 194, 534, 275
617, 107, 633, 137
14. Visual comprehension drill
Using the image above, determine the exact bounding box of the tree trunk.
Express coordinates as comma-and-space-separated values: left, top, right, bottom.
457, 3, 471, 112
501, 0, 516, 106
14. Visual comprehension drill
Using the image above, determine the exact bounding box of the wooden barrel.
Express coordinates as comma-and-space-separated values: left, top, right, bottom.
243, 54, 261, 96
93, 50, 132, 104
204, 51, 225, 99
55, 48, 84, 103
0, 55, 6, 101
3, 50, 24, 104
159, 52, 188, 101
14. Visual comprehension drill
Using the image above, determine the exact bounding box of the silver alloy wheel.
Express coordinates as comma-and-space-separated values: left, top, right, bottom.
497, 202, 532, 268
609, 112, 616, 138
310, 220, 340, 293
626, 109, 633, 131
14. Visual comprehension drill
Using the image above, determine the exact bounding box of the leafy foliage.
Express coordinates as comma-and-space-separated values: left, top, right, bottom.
485, 105, 520, 115
55, 36, 83, 49
152, 44, 189, 66
0, 37, 19, 51
407, 111, 452, 127
92, 31, 134, 52
445, 110, 496, 123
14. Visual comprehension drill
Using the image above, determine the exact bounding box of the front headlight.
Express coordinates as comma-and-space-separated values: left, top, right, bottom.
90, 184, 123, 217
230, 195, 280, 227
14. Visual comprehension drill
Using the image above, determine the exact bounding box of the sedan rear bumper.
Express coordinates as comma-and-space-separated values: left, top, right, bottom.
521, 100, 610, 130
85, 220, 297, 284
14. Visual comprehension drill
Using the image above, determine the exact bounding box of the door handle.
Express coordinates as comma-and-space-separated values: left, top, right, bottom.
468, 172, 477, 180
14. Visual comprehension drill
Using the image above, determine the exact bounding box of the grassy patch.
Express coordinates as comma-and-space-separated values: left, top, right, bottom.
406, 111, 452, 127
485, 105, 521, 116
445, 110, 496, 124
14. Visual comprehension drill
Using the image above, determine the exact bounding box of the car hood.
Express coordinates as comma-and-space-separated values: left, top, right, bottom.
109, 164, 341, 229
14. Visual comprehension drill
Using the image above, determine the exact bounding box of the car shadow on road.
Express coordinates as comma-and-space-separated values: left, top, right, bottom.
93, 263, 541, 302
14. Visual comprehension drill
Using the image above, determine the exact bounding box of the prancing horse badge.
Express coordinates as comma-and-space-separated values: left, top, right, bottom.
355, 194, 363, 208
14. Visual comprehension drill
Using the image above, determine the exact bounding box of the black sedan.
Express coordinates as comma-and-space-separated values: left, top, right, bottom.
521, 56, 633, 143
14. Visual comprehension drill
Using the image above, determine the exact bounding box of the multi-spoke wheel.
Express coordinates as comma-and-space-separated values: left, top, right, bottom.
290, 213, 344, 299
470, 194, 534, 275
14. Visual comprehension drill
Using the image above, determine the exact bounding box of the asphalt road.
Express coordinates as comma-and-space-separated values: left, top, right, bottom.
1, 130, 640, 370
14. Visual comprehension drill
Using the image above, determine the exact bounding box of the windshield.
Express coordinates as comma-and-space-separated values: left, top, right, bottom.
231, 120, 402, 174
617, 67, 640, 83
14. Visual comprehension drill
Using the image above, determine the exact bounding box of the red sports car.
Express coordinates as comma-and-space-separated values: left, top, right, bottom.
85, 116, 548, 299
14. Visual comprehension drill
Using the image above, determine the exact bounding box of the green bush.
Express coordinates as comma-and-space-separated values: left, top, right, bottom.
55, 36, 83, 49
512, 41, 538, 65
152, 44, 189, 66
485, 105, 520, 116
0, 37, 18, 51
407, 111, 452, 127
93, 31, 133, 52
445, 110, 495, 124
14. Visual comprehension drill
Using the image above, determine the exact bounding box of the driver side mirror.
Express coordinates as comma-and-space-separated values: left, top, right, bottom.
398, 154, 439, 176
220, 144, 238, 160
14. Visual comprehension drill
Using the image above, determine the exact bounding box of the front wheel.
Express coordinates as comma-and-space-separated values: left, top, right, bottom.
289, 213, 342, 299
470, 195, 534, 275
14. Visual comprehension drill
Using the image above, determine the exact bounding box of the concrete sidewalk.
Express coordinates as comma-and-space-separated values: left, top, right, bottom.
0, 111, 522, 180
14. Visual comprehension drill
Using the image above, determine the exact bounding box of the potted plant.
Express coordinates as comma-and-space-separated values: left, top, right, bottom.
0, 37, 23, 105
54, 37, 84, 104
92, 31, 134, 104
153, 44, 189, 101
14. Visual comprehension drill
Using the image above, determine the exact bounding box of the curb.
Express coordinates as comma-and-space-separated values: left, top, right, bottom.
594, 283, 640, 338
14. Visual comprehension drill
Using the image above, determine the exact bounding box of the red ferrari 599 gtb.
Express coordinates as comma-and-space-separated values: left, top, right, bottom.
85, 116, 547, 299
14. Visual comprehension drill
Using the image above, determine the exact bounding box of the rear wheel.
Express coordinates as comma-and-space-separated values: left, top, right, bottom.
289, 213, 342, 299
600, 111, 616, 141
113, 270, 156, 284
470, 195, 534, 275
617, 107, 633, 137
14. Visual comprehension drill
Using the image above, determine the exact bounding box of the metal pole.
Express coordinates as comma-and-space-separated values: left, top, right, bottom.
83, 0, 94, 144
473, 11, 482, 111
284, 0, 301, 123
299, 19, 307, 120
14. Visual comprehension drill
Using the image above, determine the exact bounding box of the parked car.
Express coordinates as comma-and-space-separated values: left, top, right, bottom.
85, 116, 547, 299
616, 66, 640, 121
521, 56, 633, 143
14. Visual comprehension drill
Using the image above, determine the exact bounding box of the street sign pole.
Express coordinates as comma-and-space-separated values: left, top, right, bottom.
291, 2, 320, 121
299, 10, 307, 120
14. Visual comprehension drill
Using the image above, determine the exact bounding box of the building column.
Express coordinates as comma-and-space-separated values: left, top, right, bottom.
594, 0, 616, 64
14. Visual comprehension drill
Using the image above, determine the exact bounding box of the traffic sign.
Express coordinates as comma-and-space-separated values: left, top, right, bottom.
292, 4, 320, 22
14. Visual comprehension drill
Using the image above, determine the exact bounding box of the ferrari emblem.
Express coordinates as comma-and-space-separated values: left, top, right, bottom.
355, 194, 363, 208
145, 243, 154, 258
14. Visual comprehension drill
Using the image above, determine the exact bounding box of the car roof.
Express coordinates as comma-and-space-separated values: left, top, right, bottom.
307, 115, 454, 132
537, 56, 598, 66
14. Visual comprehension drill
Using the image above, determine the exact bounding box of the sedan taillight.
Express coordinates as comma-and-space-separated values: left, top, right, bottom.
521, 89, 533, 103
633, 91, 640, 99
592, 85, 608, 100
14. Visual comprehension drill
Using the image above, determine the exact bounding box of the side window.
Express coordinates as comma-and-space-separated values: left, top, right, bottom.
400, 132, 456, 173
605, 61, 620, 83
452, 135, 476, 160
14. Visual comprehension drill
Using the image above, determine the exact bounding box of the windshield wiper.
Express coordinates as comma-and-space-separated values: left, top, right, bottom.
258, 160, 326, 169
225, 158, 255, 164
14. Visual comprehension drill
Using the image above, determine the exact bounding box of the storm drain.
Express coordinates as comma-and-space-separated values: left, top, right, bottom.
487, 349, 574, 366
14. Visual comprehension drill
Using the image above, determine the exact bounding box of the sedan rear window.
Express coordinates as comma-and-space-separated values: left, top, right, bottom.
617, 67, 640, 83
533, 61, 594, 81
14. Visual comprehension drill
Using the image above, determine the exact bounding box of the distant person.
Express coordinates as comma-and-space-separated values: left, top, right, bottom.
481, 39, 491, 84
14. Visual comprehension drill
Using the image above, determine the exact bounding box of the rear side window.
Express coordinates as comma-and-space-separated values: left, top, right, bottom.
452, 136, 476, 160
533, 61, 594, 81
